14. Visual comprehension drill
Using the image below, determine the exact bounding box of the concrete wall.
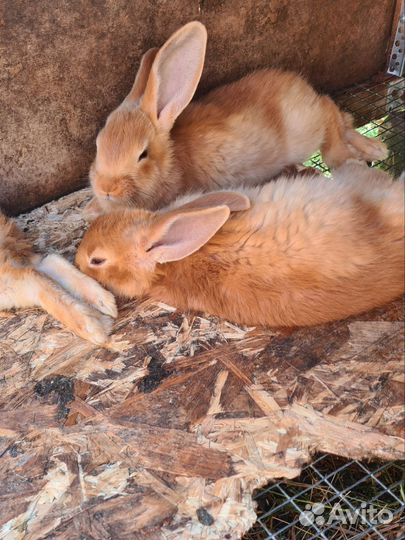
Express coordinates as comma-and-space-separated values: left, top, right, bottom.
0, 0, 397, 214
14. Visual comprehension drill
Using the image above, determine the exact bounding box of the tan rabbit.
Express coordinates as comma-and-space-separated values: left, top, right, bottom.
87, 21, 387, 216
76, 161, 404, 327
0, 212, 117, 344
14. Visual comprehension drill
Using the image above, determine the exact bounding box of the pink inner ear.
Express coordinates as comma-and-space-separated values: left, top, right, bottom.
155, 45, 199, 117
146, 205, 230, 263
142, 22, 207, 130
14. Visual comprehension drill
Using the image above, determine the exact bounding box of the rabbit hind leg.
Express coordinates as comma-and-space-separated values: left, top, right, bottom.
320, 96, 388, 167
0, 266, 112, 344
319, 96, 355, 168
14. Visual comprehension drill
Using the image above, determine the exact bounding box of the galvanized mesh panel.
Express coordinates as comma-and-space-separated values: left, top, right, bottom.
245, 456, 404, 540
243, 76, 405, 540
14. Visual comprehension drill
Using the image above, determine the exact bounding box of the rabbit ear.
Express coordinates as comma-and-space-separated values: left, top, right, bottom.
176, 191, 251, 212
145, 206, 229, 263
124, 48, 159, 104
141, 21, 207, 130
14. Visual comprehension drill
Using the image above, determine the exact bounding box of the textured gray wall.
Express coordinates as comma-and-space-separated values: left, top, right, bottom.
0, 0, 396, 214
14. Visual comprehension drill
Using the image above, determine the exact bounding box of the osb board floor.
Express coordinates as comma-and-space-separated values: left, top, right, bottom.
0, 188, 404, 540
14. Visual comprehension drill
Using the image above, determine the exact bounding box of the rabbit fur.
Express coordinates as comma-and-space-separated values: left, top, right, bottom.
86, 22, 387, 217
76, 161, 404, 327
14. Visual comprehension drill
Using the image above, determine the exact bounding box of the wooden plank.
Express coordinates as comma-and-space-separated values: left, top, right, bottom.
0, 187, 403, 540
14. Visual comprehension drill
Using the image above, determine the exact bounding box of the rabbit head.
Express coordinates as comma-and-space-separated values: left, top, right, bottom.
76, 191, 250, 297
89, 22, 207, 213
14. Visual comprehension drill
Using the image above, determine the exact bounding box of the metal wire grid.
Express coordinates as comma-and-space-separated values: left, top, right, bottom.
245, 456, 404, 540
307, 76, 404, 177
243, 76, 405, 540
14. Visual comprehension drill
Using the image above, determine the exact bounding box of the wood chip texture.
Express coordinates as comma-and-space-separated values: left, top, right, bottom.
0, 188, 403, 540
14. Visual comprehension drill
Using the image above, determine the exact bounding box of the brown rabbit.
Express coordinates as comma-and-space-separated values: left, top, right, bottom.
0, 212, 117, 344
76, 161, 404, 327
86, 21, 387, 216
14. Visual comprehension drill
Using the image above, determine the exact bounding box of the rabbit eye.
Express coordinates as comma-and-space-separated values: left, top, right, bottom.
90, 257, 106, 266
138, 148, 148, 161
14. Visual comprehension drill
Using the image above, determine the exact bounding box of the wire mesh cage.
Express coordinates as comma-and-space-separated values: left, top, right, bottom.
306, 77, 404, 177
244, 456, 404, 540
243, 76, 405, 540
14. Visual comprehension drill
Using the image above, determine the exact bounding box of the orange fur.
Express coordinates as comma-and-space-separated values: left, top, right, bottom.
0, 212, 117, 344
76, 162, 404, 327
88, 22, 387, 215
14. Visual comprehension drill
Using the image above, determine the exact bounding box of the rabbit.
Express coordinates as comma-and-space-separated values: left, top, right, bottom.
86, 21, 387, 217
0, 211, 117, 344
76, 161, 404, 328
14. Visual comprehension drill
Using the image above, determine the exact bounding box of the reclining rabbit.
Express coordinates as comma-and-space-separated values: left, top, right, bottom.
0, 212, 117, 344
86, 21, 387, 217
76, 161, 404, 327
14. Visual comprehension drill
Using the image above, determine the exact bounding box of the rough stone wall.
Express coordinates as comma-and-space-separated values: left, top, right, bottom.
0, 0, 397, 214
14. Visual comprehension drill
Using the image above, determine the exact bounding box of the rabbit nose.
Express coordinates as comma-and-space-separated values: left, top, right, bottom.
95, 182, 121, 201
97, 189, 113, 200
